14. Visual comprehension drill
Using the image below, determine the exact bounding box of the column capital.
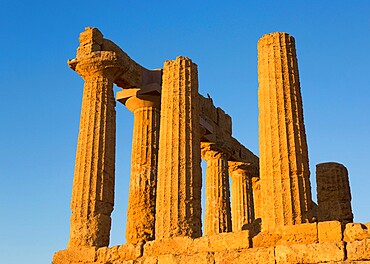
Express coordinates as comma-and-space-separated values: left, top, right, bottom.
124, 95, 161, 113
116, 83, 162, 113
228, 161, 258, 178
201, 142, 230, 161
68, 51, 124, 81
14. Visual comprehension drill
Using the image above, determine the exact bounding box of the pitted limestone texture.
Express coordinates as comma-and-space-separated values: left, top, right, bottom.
258, 32, 313, 231
124, 95, 161, 244
69, 73, 116, 248
229, 161, 257, 232
316, 162, 353, 223
201, 142, 232, 235
155, 56, 202, 239
52, 28, 367, 264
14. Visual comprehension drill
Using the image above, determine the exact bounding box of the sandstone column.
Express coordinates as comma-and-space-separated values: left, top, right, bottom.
123, 94, 161, 244
316, 162, 353, 223
252, 178, 262, 220
155, 56, 202, 239
68, 60, 117, 248
201, 143, 232, 235
257, 32, 313, 231
68, 28, 122, 247
229, 161, 256, 231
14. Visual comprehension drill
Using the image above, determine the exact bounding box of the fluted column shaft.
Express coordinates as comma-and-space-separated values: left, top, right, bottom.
258, 32, 313, 231
229, 162, 256, 231
316, 162, 353, 223
69, 73, 116, 248
202, 143, 232, 235
252, 178, 262, 220
68, 28, 122, 247
124, 95, 160, 244
155, 57, 202, 239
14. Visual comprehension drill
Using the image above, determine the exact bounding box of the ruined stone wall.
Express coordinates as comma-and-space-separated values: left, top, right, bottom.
199, 95, 259, 167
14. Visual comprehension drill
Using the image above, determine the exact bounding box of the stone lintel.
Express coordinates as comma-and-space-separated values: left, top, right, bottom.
200, 115, 214, 135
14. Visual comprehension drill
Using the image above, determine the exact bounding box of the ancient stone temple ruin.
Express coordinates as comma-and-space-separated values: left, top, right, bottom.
53, 28, 370, 263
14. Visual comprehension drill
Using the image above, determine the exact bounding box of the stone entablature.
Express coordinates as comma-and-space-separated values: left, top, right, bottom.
53, 28, 364, 264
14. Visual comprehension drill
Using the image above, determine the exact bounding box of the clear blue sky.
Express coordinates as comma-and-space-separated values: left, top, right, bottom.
1, 1, 369, 263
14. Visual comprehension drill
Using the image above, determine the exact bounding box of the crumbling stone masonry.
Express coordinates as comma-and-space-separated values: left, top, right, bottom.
53, 28, 367, 264
316, 162, 353, 224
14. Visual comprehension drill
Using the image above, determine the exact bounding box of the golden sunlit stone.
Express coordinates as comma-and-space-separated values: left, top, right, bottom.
53, 28, 366, 264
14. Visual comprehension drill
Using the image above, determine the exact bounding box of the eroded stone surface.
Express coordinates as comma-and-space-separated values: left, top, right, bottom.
318, 221, 343, 243
275, 242, 345, 263
155, 56, 202, 239
258, 32, 313, 231
53, 29, 369, 264
316, 162, 353, 223
123, 95, 161, 244
214, 247, 275, 264
347, 239, 370, 261
69, 51, 118, 249
279, 223, 318, 245
201, 142, 232, 235
344, 223, 370, 242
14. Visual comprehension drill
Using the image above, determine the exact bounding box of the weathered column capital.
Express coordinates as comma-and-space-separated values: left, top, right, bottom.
201, 142, 230, 161
228, 161, 258, 178
68, 51, 125, 81
122, 95, 161, 113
